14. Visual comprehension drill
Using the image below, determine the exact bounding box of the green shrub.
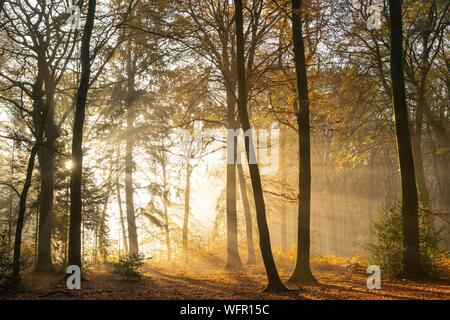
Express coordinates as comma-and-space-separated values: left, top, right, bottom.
112, 254, 146, 279
369, 201, 449, 278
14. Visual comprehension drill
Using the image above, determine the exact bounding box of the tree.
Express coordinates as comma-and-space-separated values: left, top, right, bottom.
0, 0, 81, 272
68, 0, 97, 269
237, 163, 256, 264
404, 1, 449, 212
116, 144, 129, 256
11, 71, 47, 280
234, 0, 287, 292
124, 36, 139, 256
388, 0, 426, 278
183, 161, 192, 261
288, 0, 318, 285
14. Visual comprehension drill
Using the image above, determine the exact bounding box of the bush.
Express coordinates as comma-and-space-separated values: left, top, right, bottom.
0, 234, 12, 280
369, 201, 449, 278
112, 254, 146, 279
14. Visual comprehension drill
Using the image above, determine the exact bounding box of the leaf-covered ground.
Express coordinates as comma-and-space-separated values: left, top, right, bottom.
1, 263, 449, 300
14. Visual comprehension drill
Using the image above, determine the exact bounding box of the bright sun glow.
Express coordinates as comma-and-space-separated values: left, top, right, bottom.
65, 160, 74, 170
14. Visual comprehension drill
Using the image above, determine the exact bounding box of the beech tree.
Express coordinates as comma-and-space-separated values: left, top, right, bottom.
388, 0, 426, 278
288, 0, 318, 285
68, 0, 97, 269
234, 0, 287, 292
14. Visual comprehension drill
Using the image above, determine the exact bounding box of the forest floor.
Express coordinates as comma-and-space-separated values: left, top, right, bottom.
1, 262, 449, 300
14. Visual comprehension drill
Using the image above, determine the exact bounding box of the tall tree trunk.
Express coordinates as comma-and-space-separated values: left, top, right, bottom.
7, 141, 14, 253
33, 61, 58, 273
12, 72, 46, 280
35, 144, 56, 272
64, 180, 69, 266
183, 162, 192, 262
124, 40, 139, 256
428, 128, 450, 249
12, 143, 40, 280
68, 0, 97, 269
98, 147, 114, 263
411, 14, 435, 212
280, 126, 288, 252
234, 0, 287, 292
237, 164, 256, 264
162, 161, 172, 261
388, 0, 426, 278
288, 0, 318, 285
226, 87, 243, 268
116, 176, 129, 256
412, 94, 431, 211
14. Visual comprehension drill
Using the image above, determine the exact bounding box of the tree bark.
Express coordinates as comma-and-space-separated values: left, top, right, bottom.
388, 0, 426, 278
183, 162, 192, 262
412, 89, 431, 211
68, 0, 97, 269
280, 126, 288, 252
12, 72, 46, 280
226, 87, 243, 268
288, 0, 318, 285
234, 0, 287, 292
116, 176, 129, 256
124, 38, 139, 256
35, 143, 56, 272
237, 163, 256, 264
12, 143, 40, 280
33, 50, 59, 273
98, 147, 114, 263
162, 161, 172, 261
7, 141, 15, 253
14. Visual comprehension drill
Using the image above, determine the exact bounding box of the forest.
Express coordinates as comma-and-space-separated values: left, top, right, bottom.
0, 0, 449, 301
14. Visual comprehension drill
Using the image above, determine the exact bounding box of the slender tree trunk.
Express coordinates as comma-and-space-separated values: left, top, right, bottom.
7, 141, 14, 253
237, 164, 256, 264
280, 126, 288, 252
162, 161, 172, 261
388, 0, 426, 278
183, 162, 192, 262
12, 143, 40, 280
98, 148, 114, 263
234, 0, 287, 292
410, 1, 437, 214
226, 87, 243, 268
12, 65, 48, 280
412, 94, 431, 211
124, 38, 139, 256
64, 181, 69, 266
68, 0, 97, 269
438, 156, 450, 249
428, 129, 449, 249
288, 0, 318, 285
34, 208, 38, 265
441, 157, 450, 213
116, 176, 129, 255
